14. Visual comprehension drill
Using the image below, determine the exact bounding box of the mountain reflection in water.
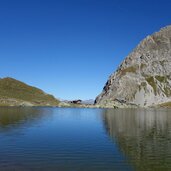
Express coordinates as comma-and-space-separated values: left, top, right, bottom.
0, 107, 170, 171
103, 108, 171, 171
0, 107, 132, 171
0, 107, 53, 131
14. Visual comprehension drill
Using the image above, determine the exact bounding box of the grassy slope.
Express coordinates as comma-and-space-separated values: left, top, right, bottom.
0, 77, 59, 106
159, 101, 171, 108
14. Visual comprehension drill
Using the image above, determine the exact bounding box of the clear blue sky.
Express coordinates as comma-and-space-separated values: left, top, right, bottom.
0, 0, 171, 100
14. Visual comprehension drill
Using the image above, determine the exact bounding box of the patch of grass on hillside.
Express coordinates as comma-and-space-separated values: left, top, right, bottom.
140, 63, 147, 69
146, 76, 157, 95
163, 86, 171, 97
120, 66, 137, 76
159, 102, 171, 108
154, 75, 171, 97
155, 76, 168, 83
138, 82, 147, 91
0, 77, 59, 106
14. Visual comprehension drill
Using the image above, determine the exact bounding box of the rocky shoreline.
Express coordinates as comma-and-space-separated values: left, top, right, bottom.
0, 97, 171, 109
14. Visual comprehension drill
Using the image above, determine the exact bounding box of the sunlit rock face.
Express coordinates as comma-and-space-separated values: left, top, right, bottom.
96, 25, 171, 107
103, 109, 171, 171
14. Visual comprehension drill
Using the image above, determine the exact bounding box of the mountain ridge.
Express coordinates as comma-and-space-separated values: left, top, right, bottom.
95, 25, 171, 107
0, 77, 60, 106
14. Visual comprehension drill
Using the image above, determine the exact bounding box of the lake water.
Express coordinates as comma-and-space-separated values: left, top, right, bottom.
0, 107, 171, 171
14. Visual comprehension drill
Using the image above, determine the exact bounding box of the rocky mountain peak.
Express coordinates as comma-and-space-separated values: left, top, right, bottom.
95, 25, 171, 107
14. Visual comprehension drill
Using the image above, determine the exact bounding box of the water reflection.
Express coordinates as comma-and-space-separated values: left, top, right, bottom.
103, 108, 171, 171
0, 107, 133, 171
0, 107, 171, 171
0, 107, 53, 131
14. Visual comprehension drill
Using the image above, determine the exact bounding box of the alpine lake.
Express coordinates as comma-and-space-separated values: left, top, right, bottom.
0, 107, 171, 171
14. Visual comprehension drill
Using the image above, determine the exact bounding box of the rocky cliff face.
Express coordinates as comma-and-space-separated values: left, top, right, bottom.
95, 25, 171, 107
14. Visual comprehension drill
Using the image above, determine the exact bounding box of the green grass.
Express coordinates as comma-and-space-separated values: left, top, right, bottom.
163, 86, 171, 97
120, 66, 137, 76
0, 77, 59, 106
146, 76, 157, 95
145, 76, 171, 97
154, 76, 171, 97
155, 76, 167, 83
140, 63, 147, 69
159, 102, 171, 108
